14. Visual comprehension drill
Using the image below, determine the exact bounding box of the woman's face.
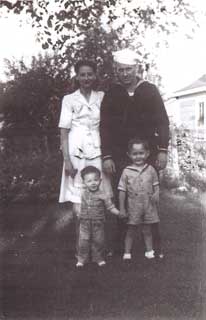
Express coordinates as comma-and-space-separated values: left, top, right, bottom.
76, 65, 96, 90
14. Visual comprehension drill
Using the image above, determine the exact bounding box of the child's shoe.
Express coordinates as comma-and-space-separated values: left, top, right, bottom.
98, 260, 106, 267
155, 252, 164, 259
107, 251, 113, 257
145, 250, 155, 259
123, 253, 132, 260
76, 261, 84, 268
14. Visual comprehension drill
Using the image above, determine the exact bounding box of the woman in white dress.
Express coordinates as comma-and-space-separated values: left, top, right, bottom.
58, 60, 112, 215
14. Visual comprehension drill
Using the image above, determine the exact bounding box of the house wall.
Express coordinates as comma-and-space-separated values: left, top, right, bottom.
165, 98, 181, 126
165, 92, 206, 140
178, 96, 196, 129
178, 92, 206, 139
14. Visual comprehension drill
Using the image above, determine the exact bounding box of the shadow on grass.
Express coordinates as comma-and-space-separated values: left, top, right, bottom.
0, 191, 205, 319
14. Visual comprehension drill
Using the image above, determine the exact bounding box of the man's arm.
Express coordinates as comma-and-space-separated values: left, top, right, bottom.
100, 91, 113, 159
150, 84, 170, 170
151, 84, 170, 151
100, 91, 116, 174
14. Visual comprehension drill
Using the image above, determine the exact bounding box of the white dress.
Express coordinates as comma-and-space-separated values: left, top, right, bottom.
58, 89, 112, 203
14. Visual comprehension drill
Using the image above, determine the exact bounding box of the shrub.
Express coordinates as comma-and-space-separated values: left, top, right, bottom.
0, 135, 62, 203
165, 124, 206, 192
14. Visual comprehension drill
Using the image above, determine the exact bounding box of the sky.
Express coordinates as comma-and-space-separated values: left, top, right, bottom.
0, 1, 206, 94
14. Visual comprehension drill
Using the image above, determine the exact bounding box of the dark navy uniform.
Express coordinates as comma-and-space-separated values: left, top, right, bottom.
100, 80, 169, 255
100, 81, 169, 165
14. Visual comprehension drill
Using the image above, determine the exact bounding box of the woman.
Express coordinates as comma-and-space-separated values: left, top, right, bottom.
58, 60, 112, 215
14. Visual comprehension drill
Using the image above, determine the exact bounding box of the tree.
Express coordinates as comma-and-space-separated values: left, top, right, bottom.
0, 0, 198, 77
1, 54, 69, 132
0, 54, 66, 203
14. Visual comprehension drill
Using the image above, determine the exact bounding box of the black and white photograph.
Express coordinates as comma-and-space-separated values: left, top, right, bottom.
0, 0, 205, 319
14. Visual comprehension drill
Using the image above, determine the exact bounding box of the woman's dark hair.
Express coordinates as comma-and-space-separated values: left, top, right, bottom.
74, 60, 97, 74
81, 165, 101, 180
128, 137, 150, 153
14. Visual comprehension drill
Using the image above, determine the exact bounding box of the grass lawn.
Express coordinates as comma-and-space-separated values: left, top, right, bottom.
0, 190, 205, 319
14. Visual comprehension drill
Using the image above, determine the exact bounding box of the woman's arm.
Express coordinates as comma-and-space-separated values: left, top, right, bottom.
60, 128, 70, 160
60, 128, 77, 178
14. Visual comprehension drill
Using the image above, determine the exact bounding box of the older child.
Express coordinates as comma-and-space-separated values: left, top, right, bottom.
118, 138, 161, 260
76, 166, 119, 267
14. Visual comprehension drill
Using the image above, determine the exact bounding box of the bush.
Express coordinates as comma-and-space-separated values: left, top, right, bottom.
0, 136, 62, 204
165, 124, 206, 192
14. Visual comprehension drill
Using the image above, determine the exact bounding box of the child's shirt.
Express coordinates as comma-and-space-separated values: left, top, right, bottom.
118, 164, 159, 223
79, 189, 115, 220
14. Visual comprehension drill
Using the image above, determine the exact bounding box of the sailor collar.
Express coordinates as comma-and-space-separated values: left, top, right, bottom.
125, 164, 149, 174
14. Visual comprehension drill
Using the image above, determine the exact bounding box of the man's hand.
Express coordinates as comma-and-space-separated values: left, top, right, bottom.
64, 159, 77, 178
151, 191, 159, 205
103, 158, 116, 175
155, 151, 167, 170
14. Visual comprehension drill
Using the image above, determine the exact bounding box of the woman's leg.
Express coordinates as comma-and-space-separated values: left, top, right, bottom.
106, 155, 129, 256
73, 203, 81, 255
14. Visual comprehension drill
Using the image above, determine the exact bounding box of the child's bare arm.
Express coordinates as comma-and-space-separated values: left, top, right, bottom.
109, 207, 120, 216
119, 190, 127, 218
104, 198, 119, 216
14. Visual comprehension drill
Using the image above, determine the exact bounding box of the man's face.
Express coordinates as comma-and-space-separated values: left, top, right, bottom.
115, 63, 137, 87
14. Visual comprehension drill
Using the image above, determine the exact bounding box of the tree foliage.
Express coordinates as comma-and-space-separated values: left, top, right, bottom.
1, 54, 69, 131
0, 0, 197, 71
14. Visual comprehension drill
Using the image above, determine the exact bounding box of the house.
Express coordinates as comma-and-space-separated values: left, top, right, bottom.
165, 75, 206, 140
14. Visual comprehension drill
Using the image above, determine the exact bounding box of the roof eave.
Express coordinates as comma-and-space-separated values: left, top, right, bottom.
171, 86, 206, 98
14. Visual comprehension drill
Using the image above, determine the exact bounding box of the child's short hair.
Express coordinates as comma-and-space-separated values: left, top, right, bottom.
128, 137, 150, 153
81, 166, 101, 180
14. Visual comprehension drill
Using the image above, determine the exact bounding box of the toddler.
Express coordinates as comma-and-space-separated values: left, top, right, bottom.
76, 166, 119, 267
118, 138, 160, 260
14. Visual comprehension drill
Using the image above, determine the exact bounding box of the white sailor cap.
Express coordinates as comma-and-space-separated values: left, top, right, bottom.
112, 48, 139, 65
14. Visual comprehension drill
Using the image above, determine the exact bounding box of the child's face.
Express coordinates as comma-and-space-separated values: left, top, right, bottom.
128, 143, 150, 166
83, 172, 101, 192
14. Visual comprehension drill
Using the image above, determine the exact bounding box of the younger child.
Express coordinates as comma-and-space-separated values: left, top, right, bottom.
76, 166, 119, 267
118, 138, 160, 260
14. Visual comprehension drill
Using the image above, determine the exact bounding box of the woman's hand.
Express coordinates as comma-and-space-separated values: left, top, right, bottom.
103, 159, 116, 175
64, 159, 77, 178
119, 208, 127, 219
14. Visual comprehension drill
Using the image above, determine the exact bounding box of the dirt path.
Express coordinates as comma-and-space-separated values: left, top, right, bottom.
1, 190, 205, 319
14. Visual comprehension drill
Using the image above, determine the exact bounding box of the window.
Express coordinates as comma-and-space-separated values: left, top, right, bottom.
198, 102, 204, 126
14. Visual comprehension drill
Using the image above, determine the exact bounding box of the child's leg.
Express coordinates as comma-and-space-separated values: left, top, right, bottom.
124, 225, 137, 254
151, 222, 163, 256
92, 220, 105, 263
77, 219, 91, 264
142, 224, 153, 253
